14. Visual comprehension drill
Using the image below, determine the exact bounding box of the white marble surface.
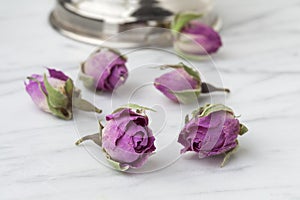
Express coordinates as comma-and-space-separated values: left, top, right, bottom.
1, 0, 300, 199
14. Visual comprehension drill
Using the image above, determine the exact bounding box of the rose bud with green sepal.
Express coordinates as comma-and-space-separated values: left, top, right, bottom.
171, 12, 222, 59
80, 47, 128, 91
25, 68, 101, 120
178, 104, 248, 167
75, 104, 156, 171
154, 63, 230, 104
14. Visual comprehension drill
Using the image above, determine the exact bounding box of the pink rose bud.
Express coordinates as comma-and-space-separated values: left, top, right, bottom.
178, 104, 248, 167
171, 13, 222, 59
81, 47, 128, 91
154, 63, 230, 104
75, 104, 156, 171
25, 68, 101, 120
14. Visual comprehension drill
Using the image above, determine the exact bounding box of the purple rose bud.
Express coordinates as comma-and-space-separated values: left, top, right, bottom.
171, 13, 222, 59
25, 68, 101, 120
181, 21, 222, 54
154, 63, 230, 104
178, 104, 248, 167
81, 47, 128, 91
75, 104, 156, 171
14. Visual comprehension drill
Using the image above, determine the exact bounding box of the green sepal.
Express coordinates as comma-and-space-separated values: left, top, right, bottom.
43, 74, 69, 108
64, 78, 74, 98
191, 106, 204, 118
75, 132, 102, 147
98, 120, 104, 143
47, 103, 72, 120
159, 63, 201, 83
198, 104, 234, 117
221, 140, 239, 167
43, 74, 72, 120
113, 103, 156, 113
185, 114, 189, 124
239, 124, 248, 135
181, 63, 201, 82
79, 64, 95, 89
73, 97, 102, 113
75, 121, 103, 146
27, 76, 72, 119
171, 12, 203, 33
103, 149, 130, 171
172, 88, 201, 104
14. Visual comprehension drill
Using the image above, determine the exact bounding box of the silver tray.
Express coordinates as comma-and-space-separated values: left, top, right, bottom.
49, 0, 222, 48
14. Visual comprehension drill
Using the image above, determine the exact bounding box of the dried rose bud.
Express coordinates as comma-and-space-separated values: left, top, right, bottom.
154, 63, 230, 104
178, 104, 248, 167
25, 68, 101, 120
76, 104, 156, 171
171, 13, 222, 59
80, 47, 128, 91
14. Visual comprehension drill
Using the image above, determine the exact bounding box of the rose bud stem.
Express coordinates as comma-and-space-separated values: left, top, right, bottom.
201, 82, 230, 94
75, 133, 102, 147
